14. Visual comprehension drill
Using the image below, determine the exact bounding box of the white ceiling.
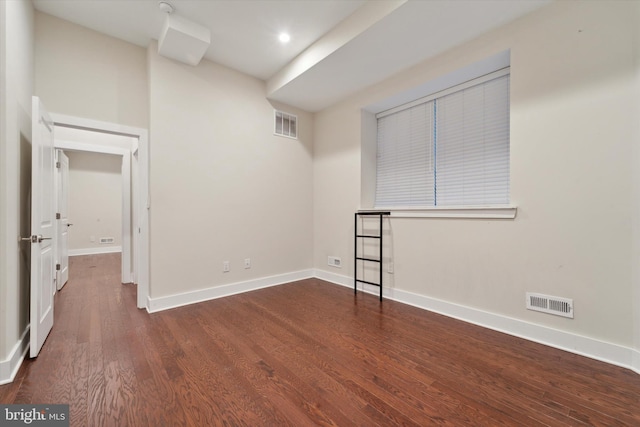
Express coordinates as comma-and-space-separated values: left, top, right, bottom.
32, 0, 551, 112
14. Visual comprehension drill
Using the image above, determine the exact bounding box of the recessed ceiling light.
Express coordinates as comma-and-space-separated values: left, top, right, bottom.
279, 33, 291, 44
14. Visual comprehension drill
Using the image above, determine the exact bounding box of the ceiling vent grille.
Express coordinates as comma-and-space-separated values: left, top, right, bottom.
526, 292, 573, 318
274, 110, 297, 139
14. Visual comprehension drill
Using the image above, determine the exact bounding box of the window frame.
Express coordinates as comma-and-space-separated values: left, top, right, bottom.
373, 67, 514, 216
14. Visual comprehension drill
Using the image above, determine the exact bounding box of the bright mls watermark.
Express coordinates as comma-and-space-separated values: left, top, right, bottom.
0, 405, 68, 426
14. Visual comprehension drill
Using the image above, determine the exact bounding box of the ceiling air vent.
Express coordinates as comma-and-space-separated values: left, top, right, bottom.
526, 292, 573, 318
274, 110, 297, 139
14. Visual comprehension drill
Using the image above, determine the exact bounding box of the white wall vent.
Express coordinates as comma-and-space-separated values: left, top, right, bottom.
526, 292, 573, 318
99, 237, 115, 244
274, 110, 297, 139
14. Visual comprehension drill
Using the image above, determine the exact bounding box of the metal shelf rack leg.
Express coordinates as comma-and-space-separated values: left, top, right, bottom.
354, 211, 390, 301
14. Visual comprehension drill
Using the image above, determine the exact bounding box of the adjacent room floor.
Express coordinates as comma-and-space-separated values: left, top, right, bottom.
1, 253, 640, 426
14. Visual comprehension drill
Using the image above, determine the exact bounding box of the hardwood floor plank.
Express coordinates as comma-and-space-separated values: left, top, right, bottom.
2, 254, 640, 426
253, 285, 534, 426
189, 307, 303, 426
133, 332, 192, 425
186, 304, 320, 426
240, 306, 430, 425
229, 293, 491, 426
218, 296, 400, 424
66, 342, 89, 427
159, 313, 265, 426
86, 326, 106, 426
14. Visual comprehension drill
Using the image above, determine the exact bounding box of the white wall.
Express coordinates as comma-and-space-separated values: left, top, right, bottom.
66, 151, 122, 254
1, 0, 7, 367
314, 0, 639, 355
633, 0, 640, 371
148, 41, 314, 299
34, 11, 148, 129
0, 0, 33, 381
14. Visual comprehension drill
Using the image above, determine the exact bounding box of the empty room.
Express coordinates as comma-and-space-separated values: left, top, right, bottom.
1, 0, 640, 425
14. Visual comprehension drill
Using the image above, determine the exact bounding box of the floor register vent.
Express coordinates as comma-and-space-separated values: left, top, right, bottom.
526, 292, 573, 319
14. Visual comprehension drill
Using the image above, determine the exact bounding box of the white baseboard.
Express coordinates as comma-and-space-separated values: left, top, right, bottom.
1, 268, 633, 386
147, 269, 315, 313
633, 348, 640, 375
0, 326, 29, 385
69, 246, 122, 256
314, 268, 639, 374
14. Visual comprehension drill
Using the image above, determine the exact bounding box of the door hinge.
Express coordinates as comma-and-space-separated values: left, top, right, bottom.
56, 213, 61, 219
56, 263, 61, 271
56, 161, 61, 169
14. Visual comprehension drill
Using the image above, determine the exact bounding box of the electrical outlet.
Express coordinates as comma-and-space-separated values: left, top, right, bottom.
328, 256, 342, 268
388, 262, 394, 274
244, 258, 251, 269
223, 261, 230, 272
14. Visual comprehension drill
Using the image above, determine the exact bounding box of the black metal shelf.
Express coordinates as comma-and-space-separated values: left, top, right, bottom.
354, 211, 390, 301
356, 256, 381, 263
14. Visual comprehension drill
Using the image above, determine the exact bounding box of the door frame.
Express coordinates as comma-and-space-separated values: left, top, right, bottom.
55, 149, 70, 290
50, 113, 149, 310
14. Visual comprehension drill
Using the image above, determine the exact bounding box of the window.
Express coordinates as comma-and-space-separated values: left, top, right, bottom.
375, 68, 510, 208
274, 110, 297, 139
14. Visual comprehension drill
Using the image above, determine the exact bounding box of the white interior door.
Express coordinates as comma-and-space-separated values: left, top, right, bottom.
56, 149, 70, 289
30, 96, 56, 358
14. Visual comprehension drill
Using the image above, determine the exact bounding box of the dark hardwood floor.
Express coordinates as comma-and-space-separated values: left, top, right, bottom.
2, 253, 640, 426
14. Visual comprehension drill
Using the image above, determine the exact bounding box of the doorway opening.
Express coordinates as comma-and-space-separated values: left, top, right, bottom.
51, 114, 149, 309
58, 148, 125, 288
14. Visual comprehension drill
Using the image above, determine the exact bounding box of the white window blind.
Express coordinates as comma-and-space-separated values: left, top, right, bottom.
376, 101, 434, 206
375, 70, 510, 207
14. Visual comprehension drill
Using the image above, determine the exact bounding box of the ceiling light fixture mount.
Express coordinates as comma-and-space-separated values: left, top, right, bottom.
158, 1, 174, 14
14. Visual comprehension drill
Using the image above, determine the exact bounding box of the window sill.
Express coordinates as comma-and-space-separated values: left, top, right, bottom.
360, 206, 517, 219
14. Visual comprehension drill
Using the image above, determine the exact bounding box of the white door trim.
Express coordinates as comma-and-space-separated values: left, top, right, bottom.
121, 152, 131, 284
50, 113, 149, 311
55, 140, 126, 156
55, 150, 69, 290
